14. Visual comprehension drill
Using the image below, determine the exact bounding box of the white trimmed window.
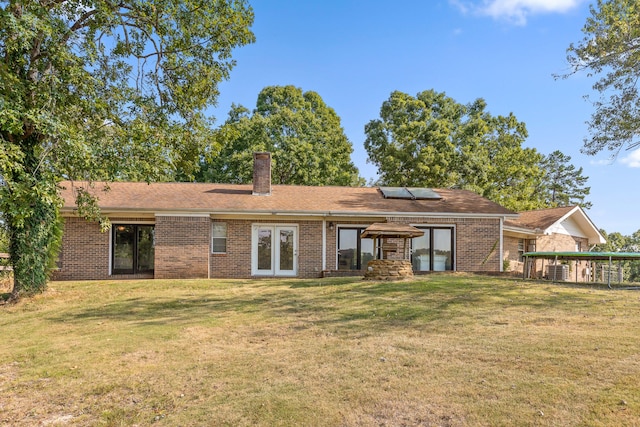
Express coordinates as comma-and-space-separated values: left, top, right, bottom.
212, 223, 227, 253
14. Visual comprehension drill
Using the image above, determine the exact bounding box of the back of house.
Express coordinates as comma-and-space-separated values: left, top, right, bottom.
54, 153, 518, 280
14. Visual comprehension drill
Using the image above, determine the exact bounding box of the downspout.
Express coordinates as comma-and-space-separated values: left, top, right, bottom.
499, 217, 504, 272
322, 219, 327, 272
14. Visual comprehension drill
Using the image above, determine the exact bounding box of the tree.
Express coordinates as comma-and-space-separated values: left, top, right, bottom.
364, 90, 545, 211
593, 228, 640, 282
0, 0, 255, 298
196, 85, 363, 186
540, 150, 592, 208
364, 90, 463, 188
563, 0, 640, 155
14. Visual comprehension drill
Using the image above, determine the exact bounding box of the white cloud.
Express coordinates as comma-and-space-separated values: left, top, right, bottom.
589, 158, 613, 166
451, 0, 584, 25
620, 149, 640, 168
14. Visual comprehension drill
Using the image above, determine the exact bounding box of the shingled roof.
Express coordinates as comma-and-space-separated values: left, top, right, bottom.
504, 205, 605, 244
504, 206, 575, 231
58, 181, 517, 217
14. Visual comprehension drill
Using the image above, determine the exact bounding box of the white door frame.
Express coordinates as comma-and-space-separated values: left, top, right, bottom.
251, 224, 298, 276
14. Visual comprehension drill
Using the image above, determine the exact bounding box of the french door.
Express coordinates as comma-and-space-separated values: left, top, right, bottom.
252, 225, 298, 276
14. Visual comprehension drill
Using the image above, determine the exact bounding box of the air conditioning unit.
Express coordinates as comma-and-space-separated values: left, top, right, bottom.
547, 264, 569, 281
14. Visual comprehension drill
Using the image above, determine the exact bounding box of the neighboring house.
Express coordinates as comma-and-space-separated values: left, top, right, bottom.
503, 206, 606, 281
53, 153, 519, 281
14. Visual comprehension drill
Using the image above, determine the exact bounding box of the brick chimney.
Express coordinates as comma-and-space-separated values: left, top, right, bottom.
252, 152, 272, 196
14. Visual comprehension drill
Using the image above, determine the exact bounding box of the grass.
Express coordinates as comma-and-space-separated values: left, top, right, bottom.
1, 274, 640, 426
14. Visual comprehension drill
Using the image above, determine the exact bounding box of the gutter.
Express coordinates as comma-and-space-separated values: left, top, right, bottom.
61, 207, 519, 220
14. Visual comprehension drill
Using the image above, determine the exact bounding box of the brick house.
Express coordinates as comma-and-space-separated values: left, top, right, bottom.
53, 153, 522, 281
503, 206, 605, 280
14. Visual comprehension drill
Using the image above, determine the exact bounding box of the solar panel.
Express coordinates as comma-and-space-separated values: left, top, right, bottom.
407, 188, 441, 200
379, 187, 413, 199
379, 187, 441, 200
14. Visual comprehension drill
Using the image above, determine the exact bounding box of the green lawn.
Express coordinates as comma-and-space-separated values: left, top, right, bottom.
1, 274, 640, 426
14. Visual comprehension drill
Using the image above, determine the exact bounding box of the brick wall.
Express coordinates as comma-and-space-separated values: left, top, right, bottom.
503, 235, 523, 272
252, 152, 271, 195
52, 217, 110, 280
387, 217, 502, 272
298, 221, 324, 277
52, 216, 154, 281
209, 219, 325, 279
210, 219, 251, 278
535, 233, 590, 282
155, 216, 210, 279
505, 233, 591, 281
536, 233, 587, 253
54, 214, 506, 281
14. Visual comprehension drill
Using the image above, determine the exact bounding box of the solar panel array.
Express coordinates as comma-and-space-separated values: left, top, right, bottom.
379, 187, 441, 200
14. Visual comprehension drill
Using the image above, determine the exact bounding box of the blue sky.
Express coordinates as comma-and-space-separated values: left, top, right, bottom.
211, 0, 639, 236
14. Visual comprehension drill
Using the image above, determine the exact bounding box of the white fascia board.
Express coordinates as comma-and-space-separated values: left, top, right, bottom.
554, 207, 605, 244
62, 207, 519, 221
154, 213, 211, 217
209, 210, 519, 220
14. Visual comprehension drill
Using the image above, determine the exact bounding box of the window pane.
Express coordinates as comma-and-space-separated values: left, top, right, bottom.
279, 229, 294, 271
338, 229, 358, 270
114, 225, 134, 272
412, 230, 431, 271
212, 223, 227, 237
212, 223, 227, 253
433, 229, 452, 271
257, 229, 272, 270
212, 238, 226, 253
137, 226, 155, 272
361, 238, 374, 269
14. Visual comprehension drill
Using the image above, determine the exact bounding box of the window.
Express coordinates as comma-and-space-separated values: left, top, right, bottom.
411, 227, 454, 271
518, 239, 536, 261
518, 239, 525, 261
337, 227, 378, 270
112, 224, 154, 274
212, 223, 227, 254
576, 241, 582, 252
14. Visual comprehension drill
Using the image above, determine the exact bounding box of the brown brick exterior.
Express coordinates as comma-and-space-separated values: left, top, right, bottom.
54, 214, 506, 281
252, 152, 271, 195
504, 233, 590, 281
155, 216, 210, 279
53, 217, 109, 280
387, 217, 502, 272
210, 219, 325, 279
52, 216, 154, 281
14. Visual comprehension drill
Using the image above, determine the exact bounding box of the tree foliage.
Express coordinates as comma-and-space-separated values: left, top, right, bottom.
195, 85, 363, 186
540, 150, 591, 209
564, 0, 640, 155
0, 0, 255, 298
594, 228, 640, 282
364, 90, 545, 211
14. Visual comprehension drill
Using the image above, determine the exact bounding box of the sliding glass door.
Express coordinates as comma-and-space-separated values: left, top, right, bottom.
112, 224, 155, 275
411, 227, 454, 272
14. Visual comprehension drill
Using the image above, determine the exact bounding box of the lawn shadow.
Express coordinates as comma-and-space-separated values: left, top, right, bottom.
44, 275, 627, 333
